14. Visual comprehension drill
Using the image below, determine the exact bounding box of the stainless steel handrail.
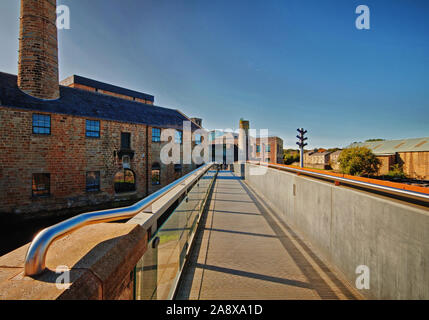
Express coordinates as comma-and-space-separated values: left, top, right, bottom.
248, 162, 429, 202
24, 162, 215, 276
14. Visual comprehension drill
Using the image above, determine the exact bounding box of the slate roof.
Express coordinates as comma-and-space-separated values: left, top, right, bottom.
330, 150, 343, 156
60, 75, 154, 102
348, 138, 429, 155
0, 72, 200, 131
307, 151, 332, 157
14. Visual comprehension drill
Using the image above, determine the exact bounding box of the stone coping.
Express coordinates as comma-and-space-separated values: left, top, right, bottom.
0, 223, 147, 300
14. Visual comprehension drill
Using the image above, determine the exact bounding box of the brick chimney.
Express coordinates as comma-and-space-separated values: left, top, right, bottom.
190, 117, 203, 128
18, 0, 59, 100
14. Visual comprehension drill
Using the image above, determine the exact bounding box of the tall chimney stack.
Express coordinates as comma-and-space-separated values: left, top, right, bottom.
238, 119, 250, 162
18, 0, 59, 100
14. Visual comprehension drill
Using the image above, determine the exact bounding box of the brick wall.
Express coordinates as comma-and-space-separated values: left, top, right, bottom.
256, 137, 284, 164
273, 137, 284, 164
0, 107, 197, 218
148, 128, 196, 195
18, 0, 59, 100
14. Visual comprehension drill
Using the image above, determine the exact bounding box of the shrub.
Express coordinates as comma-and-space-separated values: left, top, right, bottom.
386, 164, 407, 179
284, 153, 300, 165
338, 147, 380, 176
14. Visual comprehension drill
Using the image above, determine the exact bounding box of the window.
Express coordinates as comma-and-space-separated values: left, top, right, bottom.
121, 132, 131, 149
86, 120, 100, 138
175, 131, 183, 144
174, 164, 182, 172
114, 169, 136, 193
152, 128, 161, 142
32, 114, 51, 135
152, 163, 161, 185
86, 171, 100, 192
32, 173, 50, 197
256, 145, 261, 153
266, 145, 271, 153
122, 155, 131, 169
195, 134, 202, 145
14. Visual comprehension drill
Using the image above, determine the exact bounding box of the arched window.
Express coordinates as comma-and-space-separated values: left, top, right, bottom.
114, 169, 136, 193
151, 163, 161, 186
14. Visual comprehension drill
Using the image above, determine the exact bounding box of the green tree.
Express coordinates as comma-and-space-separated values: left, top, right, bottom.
365, 138, 385, 142
338, 147, 380, 176
284, 152, 300, 165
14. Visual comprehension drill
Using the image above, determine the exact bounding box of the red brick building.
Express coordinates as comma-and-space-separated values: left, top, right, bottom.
0, 0, 203, 218
0, 72, 202, 217
209, 128, 284, 165
255, 136, 284, 164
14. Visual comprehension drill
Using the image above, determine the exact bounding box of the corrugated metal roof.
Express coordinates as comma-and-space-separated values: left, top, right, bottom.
0, 72, 199, 131
348, 138, 429, 154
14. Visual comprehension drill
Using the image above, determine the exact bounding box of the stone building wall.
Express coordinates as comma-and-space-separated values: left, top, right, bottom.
0, 107, 197, 218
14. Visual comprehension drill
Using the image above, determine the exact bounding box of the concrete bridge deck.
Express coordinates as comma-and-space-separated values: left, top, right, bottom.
176, 170, 362, 300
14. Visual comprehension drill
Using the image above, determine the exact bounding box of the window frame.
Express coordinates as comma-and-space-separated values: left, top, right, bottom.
32, 114, 51, 135
121, 132, 131, 150
86, 171, 101, 192
195, 134, 202, 145
32, 173, 51, 197
151, 163, 161, 186
85, 120, 100, 138
175, 130, 183, 145
114, 169, 136, 194
174, 164, 183, 173
152, 128, 161, 143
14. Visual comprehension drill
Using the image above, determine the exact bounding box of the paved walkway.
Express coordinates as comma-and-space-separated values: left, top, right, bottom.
176, 171, 362, 300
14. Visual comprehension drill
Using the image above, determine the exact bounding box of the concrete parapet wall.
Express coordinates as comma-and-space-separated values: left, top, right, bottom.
0, 223, 147, 300
244, 163, 429, 299
232, 163, 245, 178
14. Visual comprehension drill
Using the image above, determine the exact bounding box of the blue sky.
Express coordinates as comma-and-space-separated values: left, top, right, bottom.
0, 0, 428, 148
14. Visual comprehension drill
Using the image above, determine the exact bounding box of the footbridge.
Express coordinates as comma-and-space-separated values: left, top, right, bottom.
0, 163, 428, 300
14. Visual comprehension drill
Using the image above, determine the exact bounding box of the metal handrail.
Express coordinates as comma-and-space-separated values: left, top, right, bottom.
24, 162, 215, 276
248, 162, 429, 202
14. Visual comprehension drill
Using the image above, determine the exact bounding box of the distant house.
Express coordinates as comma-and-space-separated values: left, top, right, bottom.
329, 150, 343, 171
209, 128, 284, 165
304, 151, 333, 169
209, 130, 239, 164
346, 138, 429, 179
255, 136, 284, 164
